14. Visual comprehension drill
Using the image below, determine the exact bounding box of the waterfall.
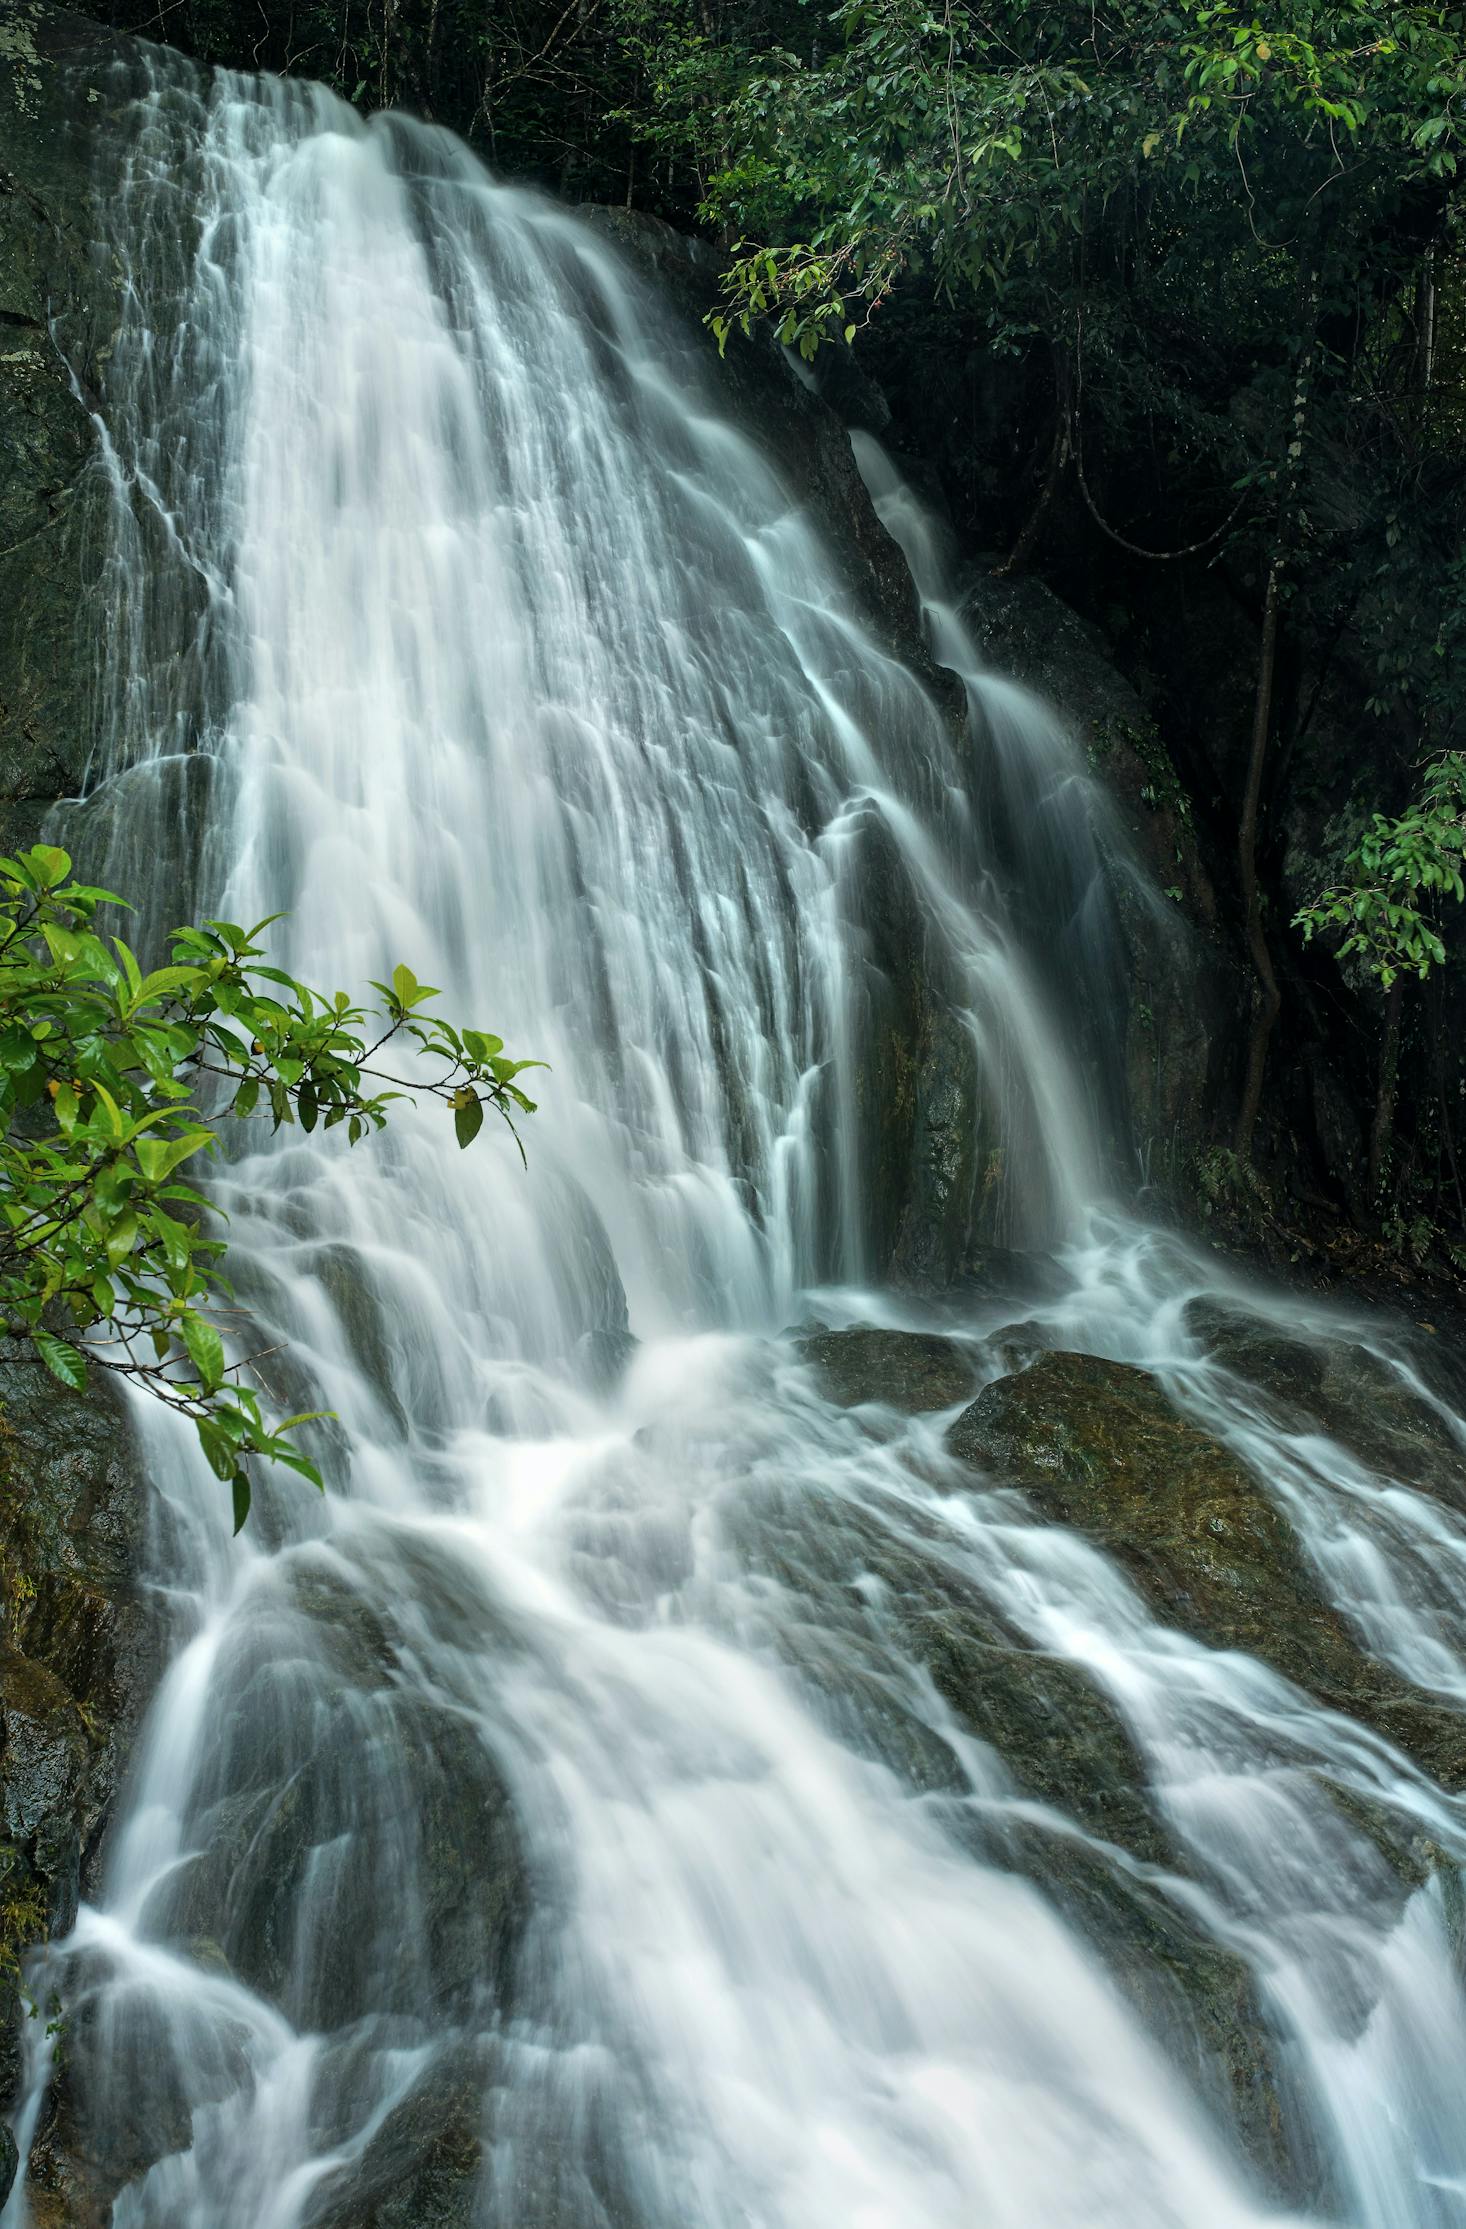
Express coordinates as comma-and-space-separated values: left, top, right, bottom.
8, 48, 1466, 2229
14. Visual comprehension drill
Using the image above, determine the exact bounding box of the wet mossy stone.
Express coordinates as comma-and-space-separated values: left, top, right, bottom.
154, 1687, 529, 2034
974, 1813, 1326, 2211
304, 2042, 497, 2229
22, 1947, 253, 2219
1184, 1299, 1466, 1514
946, 1351, 1466, 1788
726, 1468, 1174, 1862
798, 1326, 980, 1413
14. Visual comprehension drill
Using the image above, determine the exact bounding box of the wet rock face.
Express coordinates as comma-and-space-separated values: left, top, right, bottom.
797, 1326, 981, 1413
304, 2043, 498, 2229
947, 1349, 1466, 1788
0, 1354, 156, 2211
0, 1, 137, 854
15, 1542, 533, 2225
153, 1686, 529, 2033
955, 571, 1238, 1198
582, 208, 946, 694
1184, 1300, 1466, 1513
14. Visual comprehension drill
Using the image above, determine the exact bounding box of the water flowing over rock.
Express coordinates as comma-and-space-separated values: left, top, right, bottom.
6, 12, 1466, 2228
947, 1350, 1466, 1785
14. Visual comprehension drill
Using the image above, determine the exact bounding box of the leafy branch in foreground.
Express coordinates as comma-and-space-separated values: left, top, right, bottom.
0, 843, 541, 1530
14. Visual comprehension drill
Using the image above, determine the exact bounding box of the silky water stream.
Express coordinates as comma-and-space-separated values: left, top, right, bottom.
6, 49, 1466, 2229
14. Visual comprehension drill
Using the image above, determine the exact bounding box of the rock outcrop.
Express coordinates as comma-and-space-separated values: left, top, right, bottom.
947, 1348, 1466, 1787
0, 1355, 156, 2212
1184, 1299, 1466, 1513
796, 1326, 981, 1412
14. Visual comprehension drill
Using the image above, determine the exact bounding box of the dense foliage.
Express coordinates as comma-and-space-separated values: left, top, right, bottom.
0, 844, 536, 1526
698, 4, 1465, 348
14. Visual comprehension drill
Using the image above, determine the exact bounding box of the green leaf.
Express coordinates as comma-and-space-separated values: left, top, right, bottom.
196, 1418, 237, 1481
388, 963, 441, 1011
105, 1209, 140, 1270
231, 1471, 252, 1534
27, 845, 72, 890
181, 1312, 227, 1392
34, 1330, 87, 1391
41, 924, 82, 970
135, 1127, 214, 1185
145, 1203, 191, 1274
0, 1029, 38, 1073
454, 1091, 484, 1149
134, 964, 207, 1006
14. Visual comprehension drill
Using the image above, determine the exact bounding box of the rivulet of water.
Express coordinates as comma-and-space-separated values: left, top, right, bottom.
6, 46, 1466, 2229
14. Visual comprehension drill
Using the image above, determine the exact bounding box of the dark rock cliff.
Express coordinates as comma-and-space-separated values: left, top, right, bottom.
0, 1357, 155, 2212
0, 0, 135, 856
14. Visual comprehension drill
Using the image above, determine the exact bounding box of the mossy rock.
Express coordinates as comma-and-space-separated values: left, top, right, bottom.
304, 2042, 498, 2229
149, 1687, 527, 2034
946, 1350, 1466, 1788
797, 1326, 981, 1413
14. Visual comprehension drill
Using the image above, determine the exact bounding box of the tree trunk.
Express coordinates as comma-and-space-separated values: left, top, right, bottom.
1232, 264, 1321, 1162
1418, 246, 1438, 393
996, 411, 1069, 576
1368, 975, 1406, 1201
1233, 561, 1283, 1162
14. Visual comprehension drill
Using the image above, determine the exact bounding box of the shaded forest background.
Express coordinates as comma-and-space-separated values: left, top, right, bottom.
90, 0, 1466, 1276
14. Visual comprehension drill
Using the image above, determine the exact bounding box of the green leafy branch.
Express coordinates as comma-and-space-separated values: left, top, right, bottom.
0, 844, 541, 1530
1295, 750, 1466, 986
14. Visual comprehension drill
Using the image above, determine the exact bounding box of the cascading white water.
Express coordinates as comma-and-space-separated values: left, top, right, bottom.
8, 48, 1466, 2229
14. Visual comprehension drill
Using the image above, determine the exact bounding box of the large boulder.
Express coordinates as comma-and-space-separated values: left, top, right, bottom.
947, 1349, 1466, 1787
303, 2042, 500, 2229
20, 1542, 531, 2224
